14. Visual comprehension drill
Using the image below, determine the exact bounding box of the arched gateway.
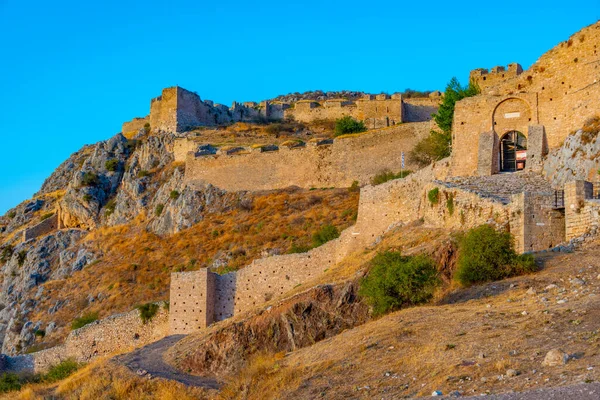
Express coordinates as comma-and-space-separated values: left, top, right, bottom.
499, 131, 527, 172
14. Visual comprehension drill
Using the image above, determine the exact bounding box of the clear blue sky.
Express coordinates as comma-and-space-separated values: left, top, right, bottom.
0, 1, 598, 215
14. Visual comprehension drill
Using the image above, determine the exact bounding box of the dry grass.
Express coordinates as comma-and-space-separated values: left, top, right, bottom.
0, 360, 213, 400
27, 188, 358, 348
213, 243, 600, 399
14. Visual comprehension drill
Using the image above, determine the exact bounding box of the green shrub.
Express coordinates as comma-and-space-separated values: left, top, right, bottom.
334, 116, 367, 136
104, 199, 116, 216
1, 245, 14, 263
428, 188, 440, 204
312, 224, 340, 247
40, 212, 54, 222
359, 251, 440, 316
17, 250, 27, 266
43, 359, 80, 383
81, 172, 99, 187
7, 211, 16, 219
446, 194, 455, 216
34, 329, 45, 338
137, 302, 160, 324
371, 170, 412, 185
126, 139, 139, 152
288, 243, 312, 254
155, 204, 164, 217
409, 130, 452, 167
349, 180, 360, 192
71, 312, 98, 330
0, 373, 21, 393
83, 194, 93, 203
454, 225, 538, 286
137, 170, 150, 178
170, 190, 180, 200
105, 159, 119, 172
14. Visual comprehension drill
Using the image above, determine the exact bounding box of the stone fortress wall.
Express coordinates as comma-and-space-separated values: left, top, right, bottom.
451, 21, 600, 177
4, 305, 169, 374
22, 214, 60, 242
123, 87, 440, 134
182, 122, 430, 190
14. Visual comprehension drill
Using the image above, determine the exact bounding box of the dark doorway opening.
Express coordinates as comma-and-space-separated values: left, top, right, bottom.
500, 131, 527, 172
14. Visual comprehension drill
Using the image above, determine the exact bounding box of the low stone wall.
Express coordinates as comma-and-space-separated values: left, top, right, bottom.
23, 214, 59, 242
184, 122, 430, 191
565, 181, 600, 241
122, 116, 149, 135
4, 304, 169, 374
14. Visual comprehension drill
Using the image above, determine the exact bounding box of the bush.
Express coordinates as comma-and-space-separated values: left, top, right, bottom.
40, 212, 54, 222
71, 312, 98, 330
105, 159, 119, 172
17, 250, 27, 267
334, 116, 367, 136
446, 194, 454, 216
0, 245, 14, 263
349, 180, 360, 192
7, 211, 16, 219
137, 302, 160, 324
43, 359, 80, 383
428, 188, 440, 204
34, 329, 45, 338
288, 243, 312, 254
80, 172, 99, 187
137, 170, 150, 178
104, 199, 116, 216
83, 193, 93, 203
170, 190, 180, 200
359, 251, 440, 316
312, 224, 339, 247
409, 130, 452, 167
155, 204, 164, 217
371, 170, 412, 185
454, 225, 538, 286
0, 373, 21, 393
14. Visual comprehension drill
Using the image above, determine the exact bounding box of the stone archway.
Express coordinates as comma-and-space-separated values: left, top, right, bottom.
499, 131, 527, 172
492, 97, 532, 137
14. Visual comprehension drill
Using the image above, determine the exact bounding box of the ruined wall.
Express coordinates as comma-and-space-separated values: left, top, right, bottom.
22, 214, 59, 242
515, 192, 565, 253
170, 270, 215, 334
121, 116, 149, 135
5, 305, 168, 374
403, 97, 440, 122
173, 137, 201, 162
565, 180, 600, 241
184, 122, 430, 191
451, 21, 600, 177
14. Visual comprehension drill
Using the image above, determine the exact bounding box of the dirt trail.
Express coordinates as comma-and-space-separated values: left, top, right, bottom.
113, 335, 220, 390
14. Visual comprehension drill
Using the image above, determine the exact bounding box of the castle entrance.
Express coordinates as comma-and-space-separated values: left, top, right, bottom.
499, 131, 527, 172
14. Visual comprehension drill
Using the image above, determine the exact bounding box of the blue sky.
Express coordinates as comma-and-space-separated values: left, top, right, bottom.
0, 1, 598, 215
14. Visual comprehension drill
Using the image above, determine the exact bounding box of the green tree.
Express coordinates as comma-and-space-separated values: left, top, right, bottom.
334, 116, 367, 136
410, 78, 479, 166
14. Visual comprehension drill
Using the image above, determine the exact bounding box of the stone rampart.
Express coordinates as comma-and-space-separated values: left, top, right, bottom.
183, 122, 430, 191
122, 116, 149, 135
22, 214, 59, 242
565, 180, 600, 241
451, 21, 600, 177
4, 305, 169, 374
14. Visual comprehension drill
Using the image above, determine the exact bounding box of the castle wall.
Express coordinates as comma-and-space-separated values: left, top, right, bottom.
184, 122, 430, 191
121, 116, 149, 136
565, 180, 600, 241
403, 98, 439, 123
174, 138, 202, 162
23, 214, 59, 242
169, 270, 215, 334
6, 305, 168, 374
451, 21, 600, 177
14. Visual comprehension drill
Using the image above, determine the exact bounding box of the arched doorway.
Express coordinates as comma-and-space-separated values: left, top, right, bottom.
500, 131, 527, 172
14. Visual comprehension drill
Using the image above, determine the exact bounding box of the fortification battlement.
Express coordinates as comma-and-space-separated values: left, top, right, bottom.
469, 63, 523, 91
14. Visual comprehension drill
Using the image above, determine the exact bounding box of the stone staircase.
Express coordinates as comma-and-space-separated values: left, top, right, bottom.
437, 172, 555, 204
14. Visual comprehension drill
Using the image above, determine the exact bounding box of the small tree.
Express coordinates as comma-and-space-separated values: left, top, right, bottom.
334, 116, 367, 136
359, 251, 439, 316
105, 159, 119, 172
80, 172, 99, 187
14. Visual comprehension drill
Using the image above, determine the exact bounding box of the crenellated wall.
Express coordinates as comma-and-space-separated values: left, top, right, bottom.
183, 122, 431, 191
451, 21, 600, 177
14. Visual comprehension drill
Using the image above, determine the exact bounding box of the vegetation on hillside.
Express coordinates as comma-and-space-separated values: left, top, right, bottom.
334, 116, 367, 136
410, 78, 479, 166
359, 251, 439, 316
454, 225, 537, 285
370, 170, 412, 185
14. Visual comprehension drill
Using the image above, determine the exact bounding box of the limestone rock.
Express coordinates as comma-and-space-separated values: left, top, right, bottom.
542, 349, 569, 366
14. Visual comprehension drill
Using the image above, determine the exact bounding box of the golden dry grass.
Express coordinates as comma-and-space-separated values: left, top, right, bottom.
1, 360, 213, 400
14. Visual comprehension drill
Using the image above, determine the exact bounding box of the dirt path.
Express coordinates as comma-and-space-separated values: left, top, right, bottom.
113, 335, 220, 390
454, 382, 600, 399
